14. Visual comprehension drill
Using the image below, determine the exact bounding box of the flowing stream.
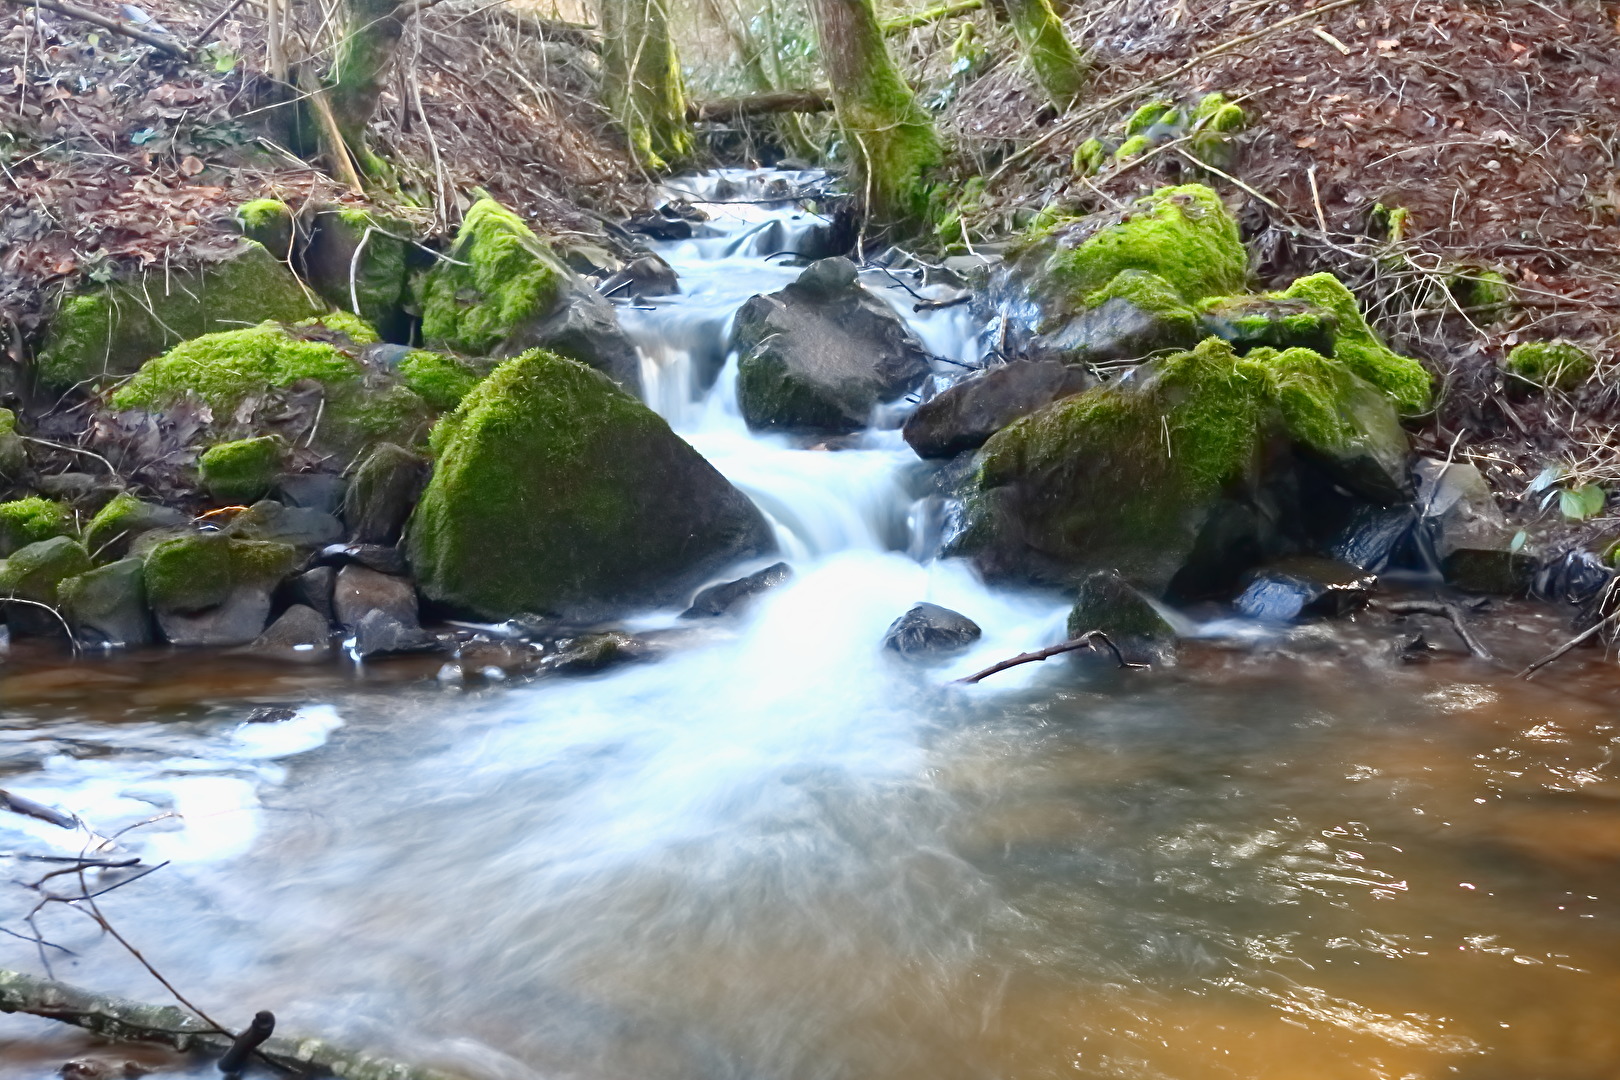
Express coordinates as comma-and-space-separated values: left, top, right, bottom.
1, 170, 1620, 1080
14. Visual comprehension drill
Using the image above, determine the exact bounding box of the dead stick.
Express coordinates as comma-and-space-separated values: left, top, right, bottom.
1518, 609, 1620, 680
297, 66, 365, 195
956, 630, 1147, 684
0, 0, 190, 55
1385, 600, 1495, 662
190, 0, 251, 47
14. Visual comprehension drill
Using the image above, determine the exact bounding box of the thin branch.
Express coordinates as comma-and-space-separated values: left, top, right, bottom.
0, 0, 190, 56
956, 631, 1147, 684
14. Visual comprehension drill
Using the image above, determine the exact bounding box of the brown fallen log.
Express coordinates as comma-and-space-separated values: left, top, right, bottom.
687, 89, 833, 123
0, 0, 190, 56
0, 968, 466, 1080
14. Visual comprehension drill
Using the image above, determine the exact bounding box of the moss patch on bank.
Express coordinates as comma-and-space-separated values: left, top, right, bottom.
417, 198, 568, 355
1276, 273, 1431, 413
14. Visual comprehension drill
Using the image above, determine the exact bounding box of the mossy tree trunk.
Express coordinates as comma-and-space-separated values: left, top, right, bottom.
600, 0, 693, 170
323, 0, 409, 181
808, 0, 941, 232
1002, 0, 1085, 109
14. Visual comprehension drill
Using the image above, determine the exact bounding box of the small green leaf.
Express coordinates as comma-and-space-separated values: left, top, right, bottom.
1560, 483, 1608, 521
1510, 530, 1527, 553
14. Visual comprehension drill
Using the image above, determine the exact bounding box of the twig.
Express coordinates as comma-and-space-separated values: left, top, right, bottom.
1385, 600, 1494, 661
190, 0, 251, 46
956, 630, 1147, 684
914, 295, 971, 312
0, 598, 80, 654
0, 0, 190, 55
1518, 609, 1620, 679
0, 791, 76, 830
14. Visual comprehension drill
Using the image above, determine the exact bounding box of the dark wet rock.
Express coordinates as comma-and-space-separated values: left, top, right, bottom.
299, 206, 411, 341
226, 500, 344, 548
681, 562, 792, 618
546, 630, 651, 673
408, 351, 774, 621
601, 254, 679, 298
156, 583, 274, 647
253, 604, 333, 653
1328, 504, 1415, 572
732, 257, 931, 435
83, 494, 187, 562
1066, 569, 1176, 664
284, 565, 336, 622
343, 443, 428, 545
1198, 296, 1336, 355
353, 609, 439, 658
277, 473, 349, 516
1028, 282, 1202, 366
883, 603, 982, 659
1234, 557, 1375, 621
511, 278, 645, 394
316, 543, 408, 575
903, 361, 1091, 459
0, 537, 93, 635
622, 212, 692, 241
244, 705, 299, 723
34, 472, 122, 508
59, 558, 152, 647
1533, 548, 1614, 607
333, 564, 418, 630
1414, 459, 1526, 592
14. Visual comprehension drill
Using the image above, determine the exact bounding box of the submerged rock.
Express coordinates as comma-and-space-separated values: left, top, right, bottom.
883, 603, 982, 659
408, 350, 775, 620
903, 361, 1091, 459
417, 198, 642, 393
1233, 557, 1375, 622
681, 562, 793, 618
732, 258, 931, 435
36, 241, 322, 389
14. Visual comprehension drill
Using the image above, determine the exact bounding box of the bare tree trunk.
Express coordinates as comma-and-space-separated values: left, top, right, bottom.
808, 0, 941, 231
1001, 0, 1086, 109
600, 0, 693, 170
324, 0, 409, 180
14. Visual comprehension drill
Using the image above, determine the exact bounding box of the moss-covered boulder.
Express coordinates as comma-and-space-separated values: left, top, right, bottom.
1276, 273, 1430, 413
416, 198, 642, 393
109, 321, 436, 458
60, 558, 152, 647
143, 531, 298, 645
235, 199, 296, 260
37, 241, 322, 389
951, 337, 1411, 596
408, 349, 775, 619
0, 497, 73, 557
301, 206, 412, 341
199, 437, 283, 504
0, 409, 26, 483
144, 531, 234, 612
84, 493, 188, 561
1198, 295, 1336, 356
1067, 569, 1176, 664
1013, 184, 1249, 327
0, 536, 93, 605
1503, 339, 1594, 392
395, 350, 485, 411
733, 258, 931, 435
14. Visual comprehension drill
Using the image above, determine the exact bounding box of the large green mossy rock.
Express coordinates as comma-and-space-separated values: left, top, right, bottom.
0, 497, 73, 557
1275, 273, 1431, 413
0, 536, 92, 605
416, 199, 642, 392
1015, 184, 1249, 325
408, 350, 775, 619
60, 558, 152, 646
110, 322, 435, 457
952, 338, 1411, 595
37, 241, 322, 388
199, 437, 283, 504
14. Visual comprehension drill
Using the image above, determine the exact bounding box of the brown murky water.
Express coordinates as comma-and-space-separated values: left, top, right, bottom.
0, 591, 1617, 1080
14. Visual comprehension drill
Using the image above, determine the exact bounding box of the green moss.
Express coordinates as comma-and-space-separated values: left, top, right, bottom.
0, 497, 73, 556
143, 532, 231, 612
1197, 295, 1336, 355
1024, 184, 1249, 319
1004, 0, 1087, 108
418, 199, 568, 356
235, 199, 295, 258
304, 207, 410, 334
229, 538, 299, 583
1504, 340, 1594, 392
298, 310, 381, 344
0, 535, 92, 604
1082, 269, 1201, 342
1191, 91, 1246, 133
409, 348, 769, 619
1113, 134, 1151, 162
1072, 137, 1105, 176
1452, 268, 1511, 323
199, 437, 283, 503
1124, 101, 1176, 135
37, 241, 322, 389
398, 350, 483, 411
1277, 273, 1431, 413
0, 409, 23, 480
84, 492, 186, 560
111, 322, 359, 413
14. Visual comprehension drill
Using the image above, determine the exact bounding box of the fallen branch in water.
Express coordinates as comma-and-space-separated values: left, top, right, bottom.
0, 0, 190, 56
956, 631, 1147, 684
0, 969, 468, 1080
0, 790, 78, 830
1385, 600, 1495, 662
1519, 608, 1620, 680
